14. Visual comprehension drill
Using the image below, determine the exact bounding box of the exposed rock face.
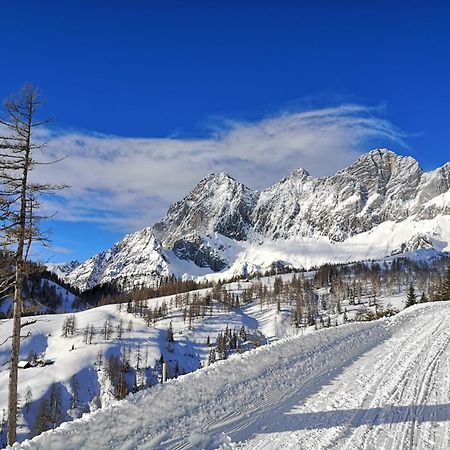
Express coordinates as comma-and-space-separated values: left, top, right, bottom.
172, 236, 228, 271
415, 163, 450, 219
156, 149, 450, 244
152, 172, 256, 273
391, 234, 434, 255
59, 149, 450, 290
153, 172, 257, 244
253, 149, 426, 240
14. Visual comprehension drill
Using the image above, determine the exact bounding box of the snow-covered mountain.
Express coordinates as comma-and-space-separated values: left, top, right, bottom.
46, 260, 81, 279
61, 149, 450, 290
65, 228, 170, 291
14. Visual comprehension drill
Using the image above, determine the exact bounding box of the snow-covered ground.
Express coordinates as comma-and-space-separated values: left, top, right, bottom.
0, 280, 291, 445
198, 215, 450, 283
13, 301, 450, 450
0, 279, 79, 318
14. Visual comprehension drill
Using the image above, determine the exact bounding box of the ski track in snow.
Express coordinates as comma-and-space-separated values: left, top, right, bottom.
14, 302, 450, 450
235, 303, 450, 450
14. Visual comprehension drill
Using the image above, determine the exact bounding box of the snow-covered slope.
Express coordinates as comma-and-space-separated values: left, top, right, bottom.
65, 228, 170, 290
16, 301, 450, 450
60, 149, 450, 290
0, 292, 240, 445
45, 261, 81, 280
0, 278, 80, 318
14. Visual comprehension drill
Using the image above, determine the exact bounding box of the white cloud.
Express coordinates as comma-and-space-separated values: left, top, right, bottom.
30, 104, 408, 232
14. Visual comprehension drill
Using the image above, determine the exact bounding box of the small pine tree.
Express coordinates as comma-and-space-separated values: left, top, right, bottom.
70, 375, 79, 409
49, 383, 64, 429
24, 387, 33, 414
239, 325, 247, 342
70, 315, 77, 335
208, 349, 216, 365
135, 344, 142, 370
144, 344, 149, 368
102, 319, 112, 340
441, 267, 450, 300
117, 319, 123, 340
167, 321, 174, 343
127, 319, 133, 332
83, 325, 90, 344
61, 318, 69, 338
33, 398, 50, 436
406, 283, 417, 308
97, 351, 104, 370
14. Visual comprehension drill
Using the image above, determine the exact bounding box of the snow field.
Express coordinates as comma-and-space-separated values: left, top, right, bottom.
15, 302, 450, 449
0, 288, 271, 444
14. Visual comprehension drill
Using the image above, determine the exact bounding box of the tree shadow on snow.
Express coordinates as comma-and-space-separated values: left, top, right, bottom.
259, 403, 450, 433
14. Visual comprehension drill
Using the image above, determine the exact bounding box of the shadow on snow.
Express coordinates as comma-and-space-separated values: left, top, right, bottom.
261, 403, 450, 433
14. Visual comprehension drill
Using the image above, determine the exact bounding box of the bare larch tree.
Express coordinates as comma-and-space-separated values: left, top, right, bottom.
0, 83, 64, 445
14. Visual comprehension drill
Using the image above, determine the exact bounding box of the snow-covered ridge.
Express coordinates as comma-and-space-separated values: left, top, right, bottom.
60, 149, 450, 290
65, 227, 169, 291
45, 261, 80, 280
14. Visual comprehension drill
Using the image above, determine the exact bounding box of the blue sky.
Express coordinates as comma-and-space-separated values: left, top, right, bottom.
1, 1, 449, 262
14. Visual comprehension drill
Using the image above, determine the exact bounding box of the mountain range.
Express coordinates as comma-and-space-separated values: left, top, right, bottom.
55, 149, 450, 290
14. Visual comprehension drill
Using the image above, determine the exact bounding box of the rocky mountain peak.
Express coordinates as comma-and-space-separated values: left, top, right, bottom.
285, 167, 311, 181
59, 149, 450, 290
154, 171, 256, 245
202, 171, 235, 183
342, 149, 422, 183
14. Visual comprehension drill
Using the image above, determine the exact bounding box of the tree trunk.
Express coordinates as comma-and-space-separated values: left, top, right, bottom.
1, 84, 64, 444
7, 270, 22, 444
162, 362, 168, 383
7, 101, 31, 445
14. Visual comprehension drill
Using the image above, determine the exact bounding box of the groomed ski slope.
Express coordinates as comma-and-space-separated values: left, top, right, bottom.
15, 302, 450, 450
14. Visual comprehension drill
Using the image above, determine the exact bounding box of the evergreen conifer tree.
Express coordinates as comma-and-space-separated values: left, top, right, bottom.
33, 398, 49, 436
406, 283, 417, 308
167, 321, 174, 342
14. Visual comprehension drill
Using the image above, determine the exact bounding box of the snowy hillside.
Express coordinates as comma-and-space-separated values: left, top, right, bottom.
1, 273, 305, 446
56, 149, 450, 291
15, 301, 450, 450
7, 255, 443, 447
0, 278, 80, 318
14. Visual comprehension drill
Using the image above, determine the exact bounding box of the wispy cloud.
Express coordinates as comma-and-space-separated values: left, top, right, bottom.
47, 245, 74, 255
30, 104, 408, 231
